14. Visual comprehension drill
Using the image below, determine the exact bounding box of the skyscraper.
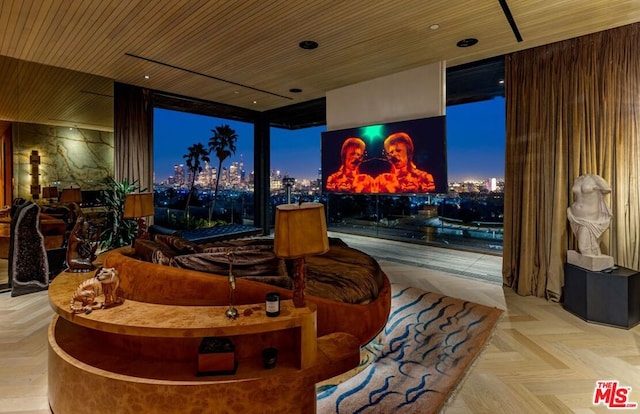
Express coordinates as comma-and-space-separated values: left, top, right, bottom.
174, 164, 185, 186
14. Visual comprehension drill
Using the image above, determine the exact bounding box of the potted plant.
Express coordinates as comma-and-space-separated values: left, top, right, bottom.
99, 177, 143, 250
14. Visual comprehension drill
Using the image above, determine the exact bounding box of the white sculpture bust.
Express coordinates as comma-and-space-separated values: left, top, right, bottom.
566, 174, 614, 270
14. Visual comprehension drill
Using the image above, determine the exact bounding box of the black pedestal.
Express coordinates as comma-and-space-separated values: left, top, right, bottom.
564, 263, 640, 329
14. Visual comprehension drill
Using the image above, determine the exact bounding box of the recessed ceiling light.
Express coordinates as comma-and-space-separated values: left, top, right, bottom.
456, 38, 478, 48
299, 40, 318, 50
144, 75, 150, 79
253, 100, 257, 104
498, 79, 505, 84
234, 90, 240, 94
429, 24, 440, 30
289, 88, 302, 93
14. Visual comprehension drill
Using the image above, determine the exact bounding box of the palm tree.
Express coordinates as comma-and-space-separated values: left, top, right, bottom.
183, 142, 210, 221
207, 124, 238, 222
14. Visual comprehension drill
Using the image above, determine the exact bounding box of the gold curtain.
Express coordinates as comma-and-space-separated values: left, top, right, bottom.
114, 82, 153, 192
504, 23, 640, 301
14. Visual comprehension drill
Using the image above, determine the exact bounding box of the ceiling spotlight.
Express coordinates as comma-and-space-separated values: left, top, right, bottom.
253, 100, 257, 104
429, 24, 440, 30
498, 79, 505, 84
456, 38, 478, 48
299, 40, 318, 50
289, 88, 302, 93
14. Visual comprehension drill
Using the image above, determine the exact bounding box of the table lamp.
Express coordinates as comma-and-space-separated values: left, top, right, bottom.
124, 192, 154, 241
60, 187, 82, 204
42, 186, 59, 203
274, 202, 329, 308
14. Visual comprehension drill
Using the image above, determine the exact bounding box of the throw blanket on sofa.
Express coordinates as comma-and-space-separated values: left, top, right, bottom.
172, 246, 285, 277
305, 244, 384, 304
133, 236, 383, 304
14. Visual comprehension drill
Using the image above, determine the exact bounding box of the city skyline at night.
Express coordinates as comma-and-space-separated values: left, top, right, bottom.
153, 97, 505, 184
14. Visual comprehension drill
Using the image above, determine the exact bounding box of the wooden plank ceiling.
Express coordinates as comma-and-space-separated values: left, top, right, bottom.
0, 0, 639, 131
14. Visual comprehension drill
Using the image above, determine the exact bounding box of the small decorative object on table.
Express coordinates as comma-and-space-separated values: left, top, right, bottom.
225, 251, 239, 319
197, 337, 237, 376
66, 216, 101, 273
265, 292, 280, 317
69, 267, 122, 314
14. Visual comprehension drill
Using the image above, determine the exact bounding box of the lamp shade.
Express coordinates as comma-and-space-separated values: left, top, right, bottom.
274, 202, 329, 258
42, 186, 59, 199
60, 187, 82, 203
124, 193, 154, 219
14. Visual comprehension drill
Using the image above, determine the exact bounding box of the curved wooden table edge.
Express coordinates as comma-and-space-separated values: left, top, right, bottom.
47, 269, 361, 414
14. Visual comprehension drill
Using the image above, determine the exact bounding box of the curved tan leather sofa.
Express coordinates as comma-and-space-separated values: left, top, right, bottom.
102, 246, 391, 346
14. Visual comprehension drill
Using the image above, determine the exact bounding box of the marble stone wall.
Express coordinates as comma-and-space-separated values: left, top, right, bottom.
13, 123, 114, 199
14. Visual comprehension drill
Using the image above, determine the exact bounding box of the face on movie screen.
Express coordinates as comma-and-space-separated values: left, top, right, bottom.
321, 116, 447, 195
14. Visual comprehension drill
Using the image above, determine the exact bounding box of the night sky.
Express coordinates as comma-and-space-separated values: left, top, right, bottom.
153, 96, 505, 182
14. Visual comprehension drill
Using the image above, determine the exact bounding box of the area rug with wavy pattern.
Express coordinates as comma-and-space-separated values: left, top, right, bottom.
317, 284, 503, 414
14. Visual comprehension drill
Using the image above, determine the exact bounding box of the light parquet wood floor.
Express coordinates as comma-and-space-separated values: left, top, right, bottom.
1, 233, 639, 413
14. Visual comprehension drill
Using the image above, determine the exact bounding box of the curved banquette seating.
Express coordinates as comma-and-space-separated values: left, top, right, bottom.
101, 238, 392, 346
48, 236, 391, 413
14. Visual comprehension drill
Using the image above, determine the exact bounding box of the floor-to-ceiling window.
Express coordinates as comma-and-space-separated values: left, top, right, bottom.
269, 125, 325, 226
153, 108, 255, 228
266, 95, 505, 255
322, 98, 505, 254
151, 59, 505, 255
